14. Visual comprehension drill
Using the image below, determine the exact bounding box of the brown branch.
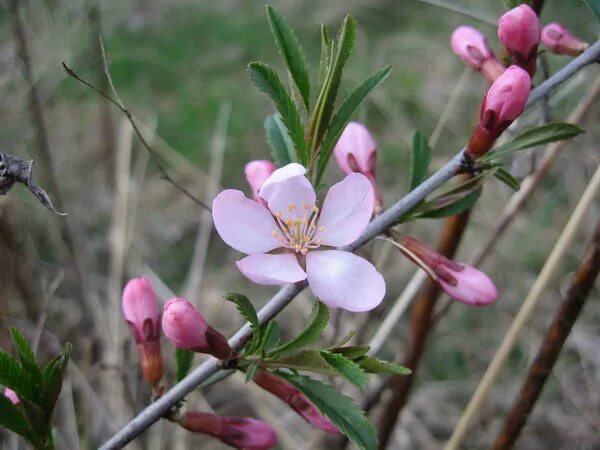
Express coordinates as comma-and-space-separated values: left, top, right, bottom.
491, 219, 600, 450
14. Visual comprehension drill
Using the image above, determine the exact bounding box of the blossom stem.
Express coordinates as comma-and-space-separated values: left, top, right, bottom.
99, 39, 600, 450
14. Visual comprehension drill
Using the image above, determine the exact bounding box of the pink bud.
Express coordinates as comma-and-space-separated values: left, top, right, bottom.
451, 27, 505, 82
245, 160, 277, 202
399, 237, 498, 305
162, 298, 232, 360
334, 122, 383, 213
4, 388, 20, 405
122, 277, 164, 385
542, 23, 589, 57
498, 4, 541, 76
180, 412, 277, 450
253, 371, 339, 434
467, 65, 531, 157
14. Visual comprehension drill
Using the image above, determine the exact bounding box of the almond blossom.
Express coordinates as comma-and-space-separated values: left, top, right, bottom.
212, 163, 385, 312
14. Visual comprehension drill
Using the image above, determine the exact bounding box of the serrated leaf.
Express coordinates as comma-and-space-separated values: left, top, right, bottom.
316, 66, 392, 181
583, 0, 600, 21
225, 293, 261, 352
41, 344, 70, 416
494, 167, 521, 191
321, 351, 368, 388
259, 321, 280, 354
9, 328, 39, 372
357, 357, 412, 375
266, 6, 311, 111
264, 349, 335, 374
248, 62, 308, 165
482, 122, 584, 163
270, 301, 329, 355
317, 25, 331, 94
264, 113, 295, 165
0, 351, 37, 405
409, 131, 431, 191
280, 372, 377, 450
330, 345, 370, 360
245, 363, 259, 383
414, 187, 481, 219
175, 349, 194, 382
0, 394, 34, 443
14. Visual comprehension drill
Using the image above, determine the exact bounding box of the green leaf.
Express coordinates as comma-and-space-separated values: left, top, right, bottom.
317, 25, 331, 94
321, 351, 368, 389
280, 372, 377, 450
41, 343, 70, 415
175, 349, 194, 382
357, 356, 412, 375
409, 131, 431, 191
494, 167, 521, 191
248, 62, 308, 165
316, 66, 392, 180
583, 0, 600, 21
245, 363, 259, 383
0, 351, 37, 405
414, 187, 481, 219
259, 321, 280, 354
0, 394, 34, 443
270, 301, 329, 355
329, 345, 370, 360
482, 122, 584, 162
264, 349, 335, 374
225, 293, 261, 354
9, 328, 39, 372
264, 113, 295, 165
265, 6, 311, 111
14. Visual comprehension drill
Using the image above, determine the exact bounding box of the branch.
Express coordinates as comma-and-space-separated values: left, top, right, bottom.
99, 39, 600, 450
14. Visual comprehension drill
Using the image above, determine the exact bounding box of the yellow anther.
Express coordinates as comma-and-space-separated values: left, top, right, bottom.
312, 206, 319, 213
318, 225, 326, 232
288, 204, 296, 212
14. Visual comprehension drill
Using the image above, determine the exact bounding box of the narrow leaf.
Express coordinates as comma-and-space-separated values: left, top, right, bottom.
414, 188, 481, 219
259, 321, 280, 354
494, 167, 521, 191
482, 122, 584, 162
245, 363, 259, 383
248, 62, 308, 164
329, 345, 370, 360
280, 372, 377, 450
264, 349, 335, 374
225, 293, 261, 353
321, 351, 368, 388
175, 349, 194, 382
0, 395, 34, 443
41, 343, 70, 415
357, 357, 412, 375
264, 113, 295, 165
270, 301, 329, 355
317, 25, 331, 94
409, 131, 431, 191
317, 66, 392, 179
266, 6, 311, 110
9, 328, 43, 396
0, 351, 37, 405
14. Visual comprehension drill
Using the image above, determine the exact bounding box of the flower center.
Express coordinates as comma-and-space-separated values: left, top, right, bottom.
271, 203, 325, 255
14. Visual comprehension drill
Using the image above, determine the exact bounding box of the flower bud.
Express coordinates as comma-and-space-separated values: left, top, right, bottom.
334, 122, 383, 213
4, 388, 19, 405
542, 23, 589, 57
498, 4, 541, 76
253, 371, 339, 433
180, 412, 277, 450
467, 65, 531, 158
399, 237, 498, 305
162, 298, 232, 360
245, 160, 277, 202
122, 277, 164, 385
451, 26, 505, 82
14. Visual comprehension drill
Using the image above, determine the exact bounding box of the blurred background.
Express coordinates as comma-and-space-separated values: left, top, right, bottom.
0, 0, 598, 448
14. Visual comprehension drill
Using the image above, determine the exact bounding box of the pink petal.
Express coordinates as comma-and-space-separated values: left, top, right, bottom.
236, 253, 307, 285
317, 173, 374, 247
259, 163, 306, 198
212, 189, 281, 255
439, 265, 499, 306
306, 250, 385, 312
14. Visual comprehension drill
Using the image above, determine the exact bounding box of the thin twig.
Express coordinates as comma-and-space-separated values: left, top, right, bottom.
491, 219, 600, 450
445, 164, 600, 450
99, 39, 600, 450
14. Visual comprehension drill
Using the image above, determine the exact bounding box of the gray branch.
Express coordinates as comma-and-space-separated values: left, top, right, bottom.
100, 39, 600, 450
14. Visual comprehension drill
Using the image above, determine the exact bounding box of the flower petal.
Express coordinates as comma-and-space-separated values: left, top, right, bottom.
317, 173, 374, 247
212, 189, 281, 254
259, 163, 307, 198
236, 253, 307, 285
306, 250, 385, 312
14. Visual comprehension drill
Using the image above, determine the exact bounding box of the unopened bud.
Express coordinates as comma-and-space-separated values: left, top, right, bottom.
180, 411, 277, 450
245, 160, 277, 202
399, 236, 498, 305
467, 65, 531, 158
542, 23, 589, 57
253, 371, 339, 433
4, 388, 19, 405
451, 26, 505, 82
498, 4, 541, 76
162, 298, 232, 360
334, 122, 383, 213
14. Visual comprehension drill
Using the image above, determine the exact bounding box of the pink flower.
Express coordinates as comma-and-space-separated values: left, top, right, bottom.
451, 26, 505, 82
467, 65, 531, 157
334, 122, 383, 213
122, 277, 164, 385
180, 412, 277, 450
542, 23, 589, 57
253, 371, 339, 433
400, 237, 498, 305
162, 298, 232, 360
4, 388, 19, 405
498, 4, 541, 76
212, 163, 386, 312
245, 160, 277, 202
